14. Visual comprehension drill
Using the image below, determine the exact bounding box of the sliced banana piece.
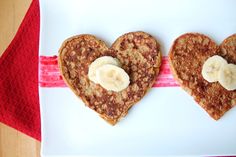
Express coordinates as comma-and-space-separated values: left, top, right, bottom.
202, 55, 227, 82
96, 64, 130, 92
218, 64, 236, 91
88, 56, 120, 83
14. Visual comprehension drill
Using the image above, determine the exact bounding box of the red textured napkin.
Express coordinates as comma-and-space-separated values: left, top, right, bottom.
0, 0, 41, 141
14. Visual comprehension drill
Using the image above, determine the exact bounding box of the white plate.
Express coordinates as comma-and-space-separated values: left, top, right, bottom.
39, 0, 236, 156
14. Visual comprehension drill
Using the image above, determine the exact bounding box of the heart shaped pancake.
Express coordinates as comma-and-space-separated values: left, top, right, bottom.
58, 31, 162, 124
169, 33, 236, 120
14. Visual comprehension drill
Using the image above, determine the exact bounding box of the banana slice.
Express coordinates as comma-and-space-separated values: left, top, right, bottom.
88, 56, 120, 83
202, 55, 227, 82
96, 64, 130, 92
218, 64, 236, 91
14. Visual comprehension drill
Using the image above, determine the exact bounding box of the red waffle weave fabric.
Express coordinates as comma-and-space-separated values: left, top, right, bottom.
0, 0, 41, 141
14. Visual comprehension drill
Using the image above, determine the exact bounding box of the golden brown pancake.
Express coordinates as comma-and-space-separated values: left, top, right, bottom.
58, 31, 162, 124
169, 33, 236, 120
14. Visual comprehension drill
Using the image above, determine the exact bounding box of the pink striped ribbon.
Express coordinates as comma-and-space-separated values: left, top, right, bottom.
39, 56, 179, 88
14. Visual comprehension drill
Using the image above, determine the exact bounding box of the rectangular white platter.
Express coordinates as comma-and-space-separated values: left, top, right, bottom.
39, 0, 236, 156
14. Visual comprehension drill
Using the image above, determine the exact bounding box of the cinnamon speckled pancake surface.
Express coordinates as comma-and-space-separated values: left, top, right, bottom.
169, 33, 236, 120
58, 31, 162, 124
